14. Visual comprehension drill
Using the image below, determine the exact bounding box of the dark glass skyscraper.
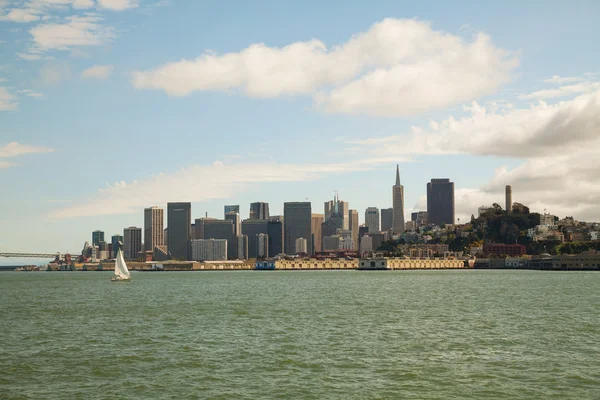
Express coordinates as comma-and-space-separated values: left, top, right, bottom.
426, 179, 455, 226
224, 205, 240, 216
197, 219, 235, 259
381, 208, 394, 231
167, 202, 192, 260
249, 202, 269, 220
92, 230, 104, 246
284, 202, 312, 255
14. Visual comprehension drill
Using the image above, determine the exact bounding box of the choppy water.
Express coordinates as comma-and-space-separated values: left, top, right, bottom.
1, 270, 599, 399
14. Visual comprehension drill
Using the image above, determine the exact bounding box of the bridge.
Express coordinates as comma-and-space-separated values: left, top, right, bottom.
0, 252, 64, 259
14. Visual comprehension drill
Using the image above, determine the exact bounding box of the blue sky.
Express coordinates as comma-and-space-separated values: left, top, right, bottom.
1, 0, 599, 253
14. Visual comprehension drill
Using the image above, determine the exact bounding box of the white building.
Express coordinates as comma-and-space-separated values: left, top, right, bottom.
365, 207, 380, 233
337, 229, 354, 250
191, 239, 227, 261
591, 232, 599, 241
236, 234, 248, 260
257, 233, 269, 257
540, 212, 556, 226
295, 237, 307, 254
359, 235, 373, 254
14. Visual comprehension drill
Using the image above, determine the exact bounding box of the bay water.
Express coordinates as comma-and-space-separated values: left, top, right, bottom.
1, 270, 599, 399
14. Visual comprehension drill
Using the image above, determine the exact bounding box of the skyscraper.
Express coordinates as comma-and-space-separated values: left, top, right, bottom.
427, 179, 455, 226
381, 208, 394, 232
392, 165, 405, 234
191, 239, 227, 261
225, 211, 241, 237
284, 202, 312, 255
241, 219, 268, 259
267, 220, 284, 257
92, 230, 104, 247
311, 214, 324, 252
348, 210, 359, 251
325, 196, 349, 230
167, 202, 191, 260
257, 233, 269, 258
249, 202, 269, 220
236, 235, 248, 260
505, 185, 512, 213
123, 227, 142, 260
196, 218, 235, 259
411, 211, 428, 227
365, 207, 380, 233
144, 206, 164, 251
111, 234, 123, 258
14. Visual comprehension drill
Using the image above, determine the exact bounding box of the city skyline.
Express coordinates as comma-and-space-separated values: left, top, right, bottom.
1, 1, 600, 253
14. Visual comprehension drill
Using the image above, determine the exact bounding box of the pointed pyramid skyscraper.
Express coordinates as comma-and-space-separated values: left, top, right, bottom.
392, 165, 405, 234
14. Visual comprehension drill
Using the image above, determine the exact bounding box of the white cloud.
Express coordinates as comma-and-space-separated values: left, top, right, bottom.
0, 8, 42, 22
519, 81, 600, 100
17, 52, 43, 60
97, 0, 139, 10
81, 63, 112, 78
0, 87, 18, 111
544, 75, 584, 84
18, 88, 45, 98
28, 15, 115, 51
132, 18, 518, 117
0, 142, 55, 157
348, 89, 600, 159
48, 156, 406, 218
0, 161, 15, 168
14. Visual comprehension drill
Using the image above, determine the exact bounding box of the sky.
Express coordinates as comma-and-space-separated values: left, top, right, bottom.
1, 0, 599, 253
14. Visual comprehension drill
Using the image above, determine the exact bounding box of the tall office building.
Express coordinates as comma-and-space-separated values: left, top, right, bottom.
236, 235, 248, 260
123, 227, 142, 260
257, 233, 269, 258
242, 219, 268, 259
311, 214, 325, 253
249, 202, 269, 220
195, 218, 235, 259
349, 210, 359, 251
411, 211, 428, 227
392, 165, 405, 234
365, 207, 380, 233
144, 206, 164, 251
323, 235, 340, 251
325, 196, 349, 230
92, 230, 104, 247
295, 237, 308, 254
381, 208, 394, 232
111, 234, 123, 258
284, 202, 312, 255
360, 235, 373, 254
267, 220, 284, 256
167, 202, 192, 260
191, 239, 227, 261
225, 211, 241, 237
224, 205, 240, 216
505, 185, 512, 213
427, 179, 455, 226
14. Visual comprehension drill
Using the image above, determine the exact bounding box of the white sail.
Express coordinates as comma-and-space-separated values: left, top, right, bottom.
115, 248, 131, 279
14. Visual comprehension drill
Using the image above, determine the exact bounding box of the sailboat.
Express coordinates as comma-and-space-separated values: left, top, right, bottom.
110, 248, 131, 282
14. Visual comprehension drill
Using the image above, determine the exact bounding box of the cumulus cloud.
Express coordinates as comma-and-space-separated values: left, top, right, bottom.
132, 18, 518, 117
97, 0, 139, 10
519, 81, 600, 100
0, 87, 19, 111
48, 156, 406, 218
81, 64, 113, 78
544, 75, 585, 84
0, 8, 42, 22
17, 88, 45, 98
348, 89, 600, 159
29, 15, 115, 51
0, 142, 55, 157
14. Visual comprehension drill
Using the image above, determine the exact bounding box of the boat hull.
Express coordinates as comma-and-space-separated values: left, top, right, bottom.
110, 277, 131, 282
